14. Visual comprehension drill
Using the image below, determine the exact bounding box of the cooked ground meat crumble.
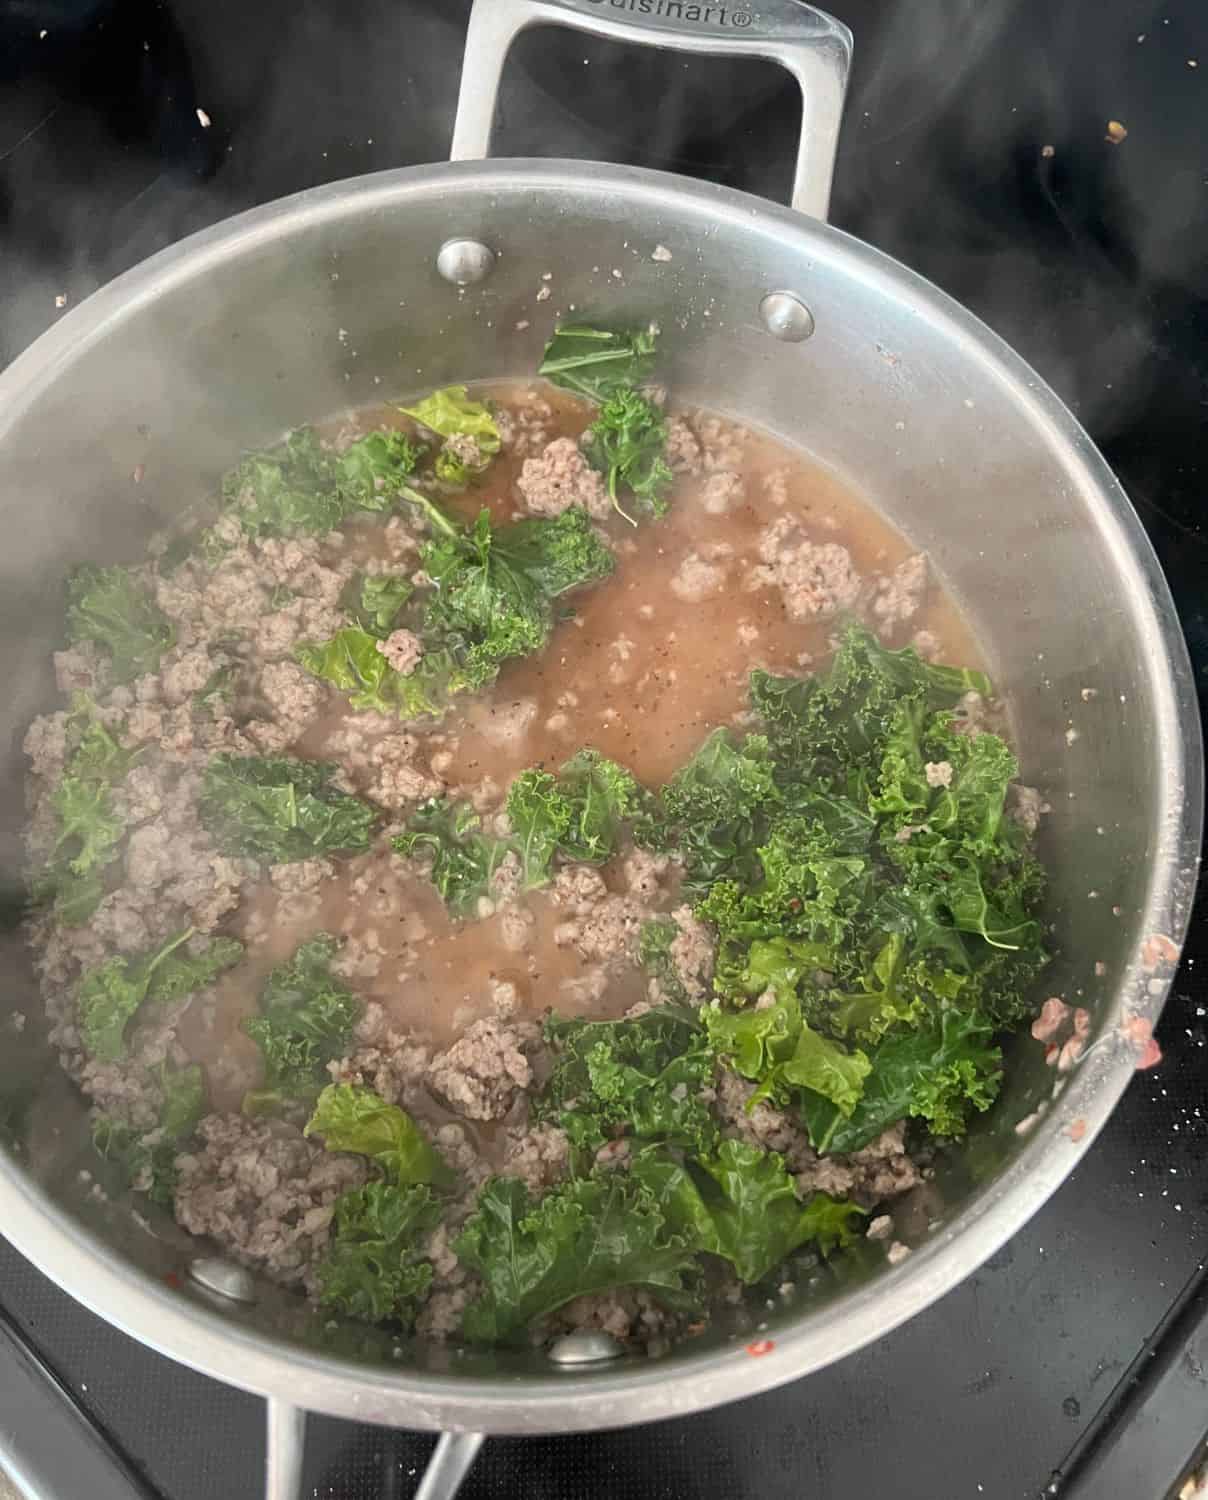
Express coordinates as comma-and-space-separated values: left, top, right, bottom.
21, 376, 1020, 1355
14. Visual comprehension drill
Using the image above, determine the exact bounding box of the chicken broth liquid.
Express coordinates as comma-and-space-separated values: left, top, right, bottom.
181, 381, 980, 1110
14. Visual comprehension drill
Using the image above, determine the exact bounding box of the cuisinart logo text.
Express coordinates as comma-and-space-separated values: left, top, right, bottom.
583, 0, 755, 27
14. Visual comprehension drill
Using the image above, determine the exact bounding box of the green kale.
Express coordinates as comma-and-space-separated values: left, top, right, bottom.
39, 777, 124, 925
491, 507, 616, 600
580, 387, 673, 524
399, 386, 501, 450
299, 507, 613, 720
505, 770, 572, 889
241, 935, 362, 1101
78, 931, 242, 1062
392, 798, 512, 918
554, 749, 654, 862
315, 1180, 440, 1326
31, 697, 143, 924
456, 1173, 700, 1343
659, 730, 781, 896
345, 572, 414, 638
798, 1007, 1002, 1154
749, 622, 990, 776
198, 754, 376, 863
633, 1141, 866, 1283
220, 426, 424, 539
705, 992, 871, 1116
305, 1083, 453, 1188
66, 564, 175, 684
538, 324, 659, 402
335, 430, 425, 510
398, 386, 501, 485
93, 1063, 206, 1204
535, 1006, 718, 1156
504, 750, 650, 888
418, 509, 563, 693
637, 918, 688, 1003
295, 627, 442, 719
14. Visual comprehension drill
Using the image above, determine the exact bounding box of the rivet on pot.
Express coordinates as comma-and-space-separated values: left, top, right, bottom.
436, 238, 496, 286
188, 1256, 257, 1304
759, 291, 815, 343
547, 1331, 625, 1366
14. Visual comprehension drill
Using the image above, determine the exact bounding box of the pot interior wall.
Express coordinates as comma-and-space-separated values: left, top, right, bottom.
0, 164, 1194, 1387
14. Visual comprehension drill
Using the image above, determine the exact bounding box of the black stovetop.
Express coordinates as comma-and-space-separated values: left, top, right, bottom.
2, 2, 1207, 1497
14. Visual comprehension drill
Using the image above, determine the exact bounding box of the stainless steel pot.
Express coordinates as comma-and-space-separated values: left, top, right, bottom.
0, 2, 1200, 1496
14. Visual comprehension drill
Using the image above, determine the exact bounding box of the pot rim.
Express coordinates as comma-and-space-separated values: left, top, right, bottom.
0, 157, 1200, 1433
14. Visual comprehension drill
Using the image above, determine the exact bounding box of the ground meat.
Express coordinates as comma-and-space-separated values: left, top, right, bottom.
376, 629, 423, 675
564, 893, 646, 968
174, 1114, 369, 1287
258, 660, 325, 744
622, 848, 669, 899
499, 1124, 571, 1193
159, 647, 216, 707
495, 391, 553, 458
53, 643, 107, 697
715, 1072, 921, 1206
1009, 783, 1047, 834
516, 436, 610, 521
697, 469, 744, 515
924, 760, 954, 788
23, 712, 69, 781
670, 550, 727, 602
327, 1003, 433, 1109
665, 904, 715, 1003
427, 1017, 541, 1121
364, 733, 442, 810
442, 433, 483, 469
550, 864, 609, 915
870, 553, 927, 633
552, 1288, 674, 1345
746, 515, 861, 621
694, 413, 747, 471
269, 858, 332, 895
664, 417, 702, 475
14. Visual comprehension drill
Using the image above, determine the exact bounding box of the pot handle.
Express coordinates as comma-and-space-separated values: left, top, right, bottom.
264, 1399, 486, 1500
449, 0, 853, 220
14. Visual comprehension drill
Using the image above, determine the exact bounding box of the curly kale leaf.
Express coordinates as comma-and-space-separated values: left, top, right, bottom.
315, 1181, 440, 1326
305, 1083, 453, 1188
78, 931, 242, 1062
659, 730, 781, 896
344, 572, 414, 638
66, 564, 175, 684
749, 622, 991, 776
334, 430, 425, 511
538, 324, 659, 402
295, 627, 441, 719
705, 992, 871, 1117
634, 1141, 866, 1283
581, 387, 673, 524
392, 798, 513, 918
198, 754, 376, 862
32, 696, 150, 924
798, 1006, 1002, 1154
505, 750, 652, 888
399, 386, 501, 453
493, 507, 616, 599
536, 1006, 718, 1156
456, 1172, 700, 1343
505, 770, 572, 889
220, 426, 423, 539
242, 935, 362, 1102
418, 509, 562, 694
